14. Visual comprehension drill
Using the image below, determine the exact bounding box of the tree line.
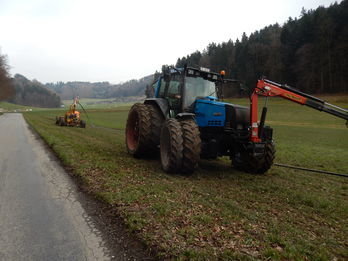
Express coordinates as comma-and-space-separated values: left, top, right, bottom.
45, 75, 154, 100
0, 53, 14, 101
1, 51, 61, 107
9, 74, 61, 108
176, 0, 348, 94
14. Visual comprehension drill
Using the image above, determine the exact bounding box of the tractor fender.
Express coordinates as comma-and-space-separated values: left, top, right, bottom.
176, 113, 195, 120
144, 98, 168, 118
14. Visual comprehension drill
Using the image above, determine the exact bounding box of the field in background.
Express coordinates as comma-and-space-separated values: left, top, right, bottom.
0, 101, 37, 112
62, 97, 142, 110
23, 97, 348, 260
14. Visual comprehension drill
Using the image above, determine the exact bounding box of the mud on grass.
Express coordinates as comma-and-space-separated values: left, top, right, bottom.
23, 104, 348, 260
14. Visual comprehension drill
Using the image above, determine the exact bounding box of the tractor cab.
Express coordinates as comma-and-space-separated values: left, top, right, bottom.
149, 66, 249, 130
152, 66, 222, 117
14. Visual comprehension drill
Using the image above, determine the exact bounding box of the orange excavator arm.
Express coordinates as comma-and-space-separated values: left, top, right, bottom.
250, 79, 348, 142
68, 97, 79, 112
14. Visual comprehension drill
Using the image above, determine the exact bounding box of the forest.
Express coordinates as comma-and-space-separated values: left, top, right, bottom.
9, 74, 61, 108
45, 74, 154, 100
176, 0, 348, 94
1, 53, 61, 107
0, 53, 14, 101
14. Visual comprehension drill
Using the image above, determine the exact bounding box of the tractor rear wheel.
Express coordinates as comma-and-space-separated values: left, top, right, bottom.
146, 104, 164, 151
80, 120, 86, 128
125, 103, 152, 157
160, 119, 183, 173
180, 119, 201, 174
232, 142, 275, 174
55, 116, 59, 125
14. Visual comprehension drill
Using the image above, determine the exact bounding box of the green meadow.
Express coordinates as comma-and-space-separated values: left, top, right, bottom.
23, 97, 348, 260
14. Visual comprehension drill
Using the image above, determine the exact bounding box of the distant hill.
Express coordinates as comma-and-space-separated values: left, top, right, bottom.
46, 74, 154, 100
9, 74, 61, 108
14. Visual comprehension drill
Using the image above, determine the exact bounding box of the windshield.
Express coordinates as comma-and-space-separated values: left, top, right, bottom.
184, 76, 217, 108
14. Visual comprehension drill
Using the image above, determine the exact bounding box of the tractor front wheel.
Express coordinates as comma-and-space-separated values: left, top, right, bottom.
146, 104, 164, 151
125, 103, 152, 157
160, 119, 183, 173
180, 119, 201, 174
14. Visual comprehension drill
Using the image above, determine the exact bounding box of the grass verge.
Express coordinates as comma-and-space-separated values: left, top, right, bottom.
23, 99, 348, 260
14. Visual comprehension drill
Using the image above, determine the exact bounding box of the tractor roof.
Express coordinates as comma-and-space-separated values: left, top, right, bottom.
165, 66, 222, 82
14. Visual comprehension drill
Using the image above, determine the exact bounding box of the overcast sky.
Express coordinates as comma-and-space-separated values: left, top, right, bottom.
0, 0, 341, 84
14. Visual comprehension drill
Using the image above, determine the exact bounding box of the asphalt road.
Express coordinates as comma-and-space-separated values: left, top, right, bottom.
0, 113, 113, 260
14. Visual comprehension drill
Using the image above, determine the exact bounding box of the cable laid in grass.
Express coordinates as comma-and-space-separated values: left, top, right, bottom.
274, 163, 348, 178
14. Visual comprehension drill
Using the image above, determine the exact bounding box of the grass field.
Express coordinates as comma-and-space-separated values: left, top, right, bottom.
23, 98, 348, 260
0, 101, 36, 111
62, 98, 140, 109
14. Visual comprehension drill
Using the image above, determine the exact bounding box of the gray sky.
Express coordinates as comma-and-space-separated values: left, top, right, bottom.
0, 0, 340, 84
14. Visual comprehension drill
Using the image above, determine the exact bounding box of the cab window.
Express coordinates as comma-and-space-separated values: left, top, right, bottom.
158, 78, 166, 97
167, 79, 181, 97
165, 74, 182, 115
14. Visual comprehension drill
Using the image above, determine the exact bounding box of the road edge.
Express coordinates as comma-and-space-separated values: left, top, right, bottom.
23, 114, 157, 260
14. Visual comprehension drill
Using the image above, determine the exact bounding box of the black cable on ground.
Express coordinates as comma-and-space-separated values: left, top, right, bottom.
77, 101, 97, 127
274, 163, 348, 178
76, 102, 124, 134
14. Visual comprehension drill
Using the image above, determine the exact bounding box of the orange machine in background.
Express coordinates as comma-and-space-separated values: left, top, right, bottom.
56, 97, 86, 128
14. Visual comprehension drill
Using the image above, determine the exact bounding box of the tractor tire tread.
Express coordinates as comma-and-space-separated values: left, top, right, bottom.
126, 103, 152, 157
257, 142, 276, 173
232, 142, 275, 174
146, 104, 164, 151
160, 119, 183, 173
180, 119, 201, 174
246, 142, 275, 174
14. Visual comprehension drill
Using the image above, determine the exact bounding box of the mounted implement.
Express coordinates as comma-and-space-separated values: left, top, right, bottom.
56, 97, 86, 128
125, 66, 347, 174
250, 78, 348, 142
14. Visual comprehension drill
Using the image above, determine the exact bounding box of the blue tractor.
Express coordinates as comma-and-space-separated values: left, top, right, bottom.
126, 66, 348, 174
125, 66, 275, 174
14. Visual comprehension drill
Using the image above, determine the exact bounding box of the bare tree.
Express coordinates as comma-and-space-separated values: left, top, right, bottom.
0, 52, 14, 101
